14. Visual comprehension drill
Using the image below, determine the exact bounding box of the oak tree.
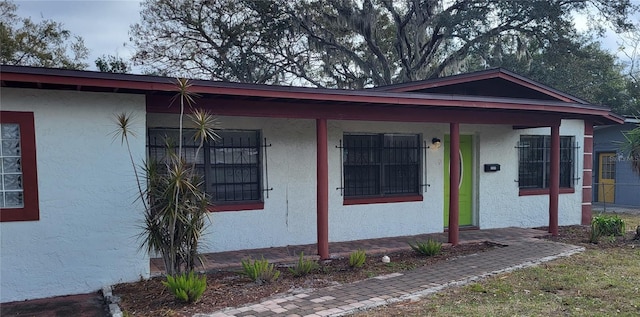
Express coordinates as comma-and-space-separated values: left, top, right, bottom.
0, 0, 88, 69
131, 0, 637, 89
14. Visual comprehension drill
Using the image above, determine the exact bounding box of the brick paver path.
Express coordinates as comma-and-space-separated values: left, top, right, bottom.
192, 228, 584, 317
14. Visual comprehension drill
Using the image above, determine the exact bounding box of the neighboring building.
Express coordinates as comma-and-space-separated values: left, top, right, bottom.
593, 118, 640, 207
0, 66, 622, 302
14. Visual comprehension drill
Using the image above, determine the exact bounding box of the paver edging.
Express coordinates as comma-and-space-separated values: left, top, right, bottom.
103, 285, 123, 317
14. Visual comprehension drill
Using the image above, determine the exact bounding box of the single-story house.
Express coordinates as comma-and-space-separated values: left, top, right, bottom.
593, 118, 640, 206
0, 65, 622, 302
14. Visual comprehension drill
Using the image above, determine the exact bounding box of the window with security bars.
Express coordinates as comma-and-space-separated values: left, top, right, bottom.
148, 129, 261, 203
517, 135, 576, 189
343, 133, 420, 197
1, 123, 23, 208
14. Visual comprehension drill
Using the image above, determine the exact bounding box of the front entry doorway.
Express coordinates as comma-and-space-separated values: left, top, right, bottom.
444, 135, 474, 227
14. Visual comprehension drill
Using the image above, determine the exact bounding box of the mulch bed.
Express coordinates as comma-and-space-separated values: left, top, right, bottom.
536, 225, 640, 249
113, 241, 499, 316
115, 226, 640, 316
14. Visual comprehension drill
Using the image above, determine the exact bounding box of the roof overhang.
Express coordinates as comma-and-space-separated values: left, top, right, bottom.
0, 65, 625, 126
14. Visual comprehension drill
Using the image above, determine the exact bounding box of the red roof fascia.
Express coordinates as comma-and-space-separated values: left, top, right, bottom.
1, 66, 623, 124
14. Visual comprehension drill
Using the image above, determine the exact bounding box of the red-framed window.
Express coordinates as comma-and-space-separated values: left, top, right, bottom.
517, 135, 577, 196
342, 133, 421, 198
0, 111, 39, 222
147, 128, 264, 210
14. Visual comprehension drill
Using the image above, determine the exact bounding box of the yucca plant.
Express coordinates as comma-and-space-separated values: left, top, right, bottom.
162, 271, 207, 303
288, 252, 318, 277
114, 78, 219, 275
409, 239, 442, 256
621, 123, 640, 175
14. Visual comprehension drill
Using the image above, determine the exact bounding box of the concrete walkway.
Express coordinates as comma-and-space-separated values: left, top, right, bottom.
193, 228, 584, 317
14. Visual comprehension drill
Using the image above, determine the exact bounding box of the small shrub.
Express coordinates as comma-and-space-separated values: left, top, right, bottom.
590, 215, 626, 243
288, 252, 318, 277
161, 271, 207, 303
241, 257, 281, 283
409, 239, 442, 256
349, 250, 366, 268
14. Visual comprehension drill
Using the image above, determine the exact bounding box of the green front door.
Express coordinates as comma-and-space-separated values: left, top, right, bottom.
444, 135, 473, 227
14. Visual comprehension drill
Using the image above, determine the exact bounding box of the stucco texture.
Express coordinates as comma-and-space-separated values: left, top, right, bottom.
148, 114, 586, 254
1, 88, 149, 302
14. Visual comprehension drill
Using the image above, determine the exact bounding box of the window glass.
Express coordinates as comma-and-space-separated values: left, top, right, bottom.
518, 135, 575, 189
0, 123, 24, 208
148, 129, 261, 203
343, 133, 420, 197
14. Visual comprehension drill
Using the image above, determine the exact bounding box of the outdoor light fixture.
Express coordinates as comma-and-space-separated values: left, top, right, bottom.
431, 137, 442, 149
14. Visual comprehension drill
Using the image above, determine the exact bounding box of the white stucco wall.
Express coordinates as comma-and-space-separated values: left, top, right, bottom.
0, 88, 149, 302
148, 115, 448, 251
327, 121, 448, 242
475, 120, 585, 229
148, 114, 320, 252
147, 114, 586, 253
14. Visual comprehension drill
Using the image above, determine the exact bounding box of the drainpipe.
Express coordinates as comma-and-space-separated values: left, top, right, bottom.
316, 118, 329, 259
448, 122, 460, 245
549, 123, 560, 236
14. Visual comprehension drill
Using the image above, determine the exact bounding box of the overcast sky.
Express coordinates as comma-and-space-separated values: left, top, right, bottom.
12, 0, 639, 73
15, 0, 142, 71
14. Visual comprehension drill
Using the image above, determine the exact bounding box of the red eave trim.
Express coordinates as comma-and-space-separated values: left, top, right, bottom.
2, 67, 623, 124
2, 72, 177, 92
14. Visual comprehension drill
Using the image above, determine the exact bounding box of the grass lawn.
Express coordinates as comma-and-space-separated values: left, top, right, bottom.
362, 214, 640, 317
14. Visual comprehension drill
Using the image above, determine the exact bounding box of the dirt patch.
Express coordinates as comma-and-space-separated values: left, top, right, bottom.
536, 225, 640, 249
114, 241, 500, 316
1, 292, 108, 317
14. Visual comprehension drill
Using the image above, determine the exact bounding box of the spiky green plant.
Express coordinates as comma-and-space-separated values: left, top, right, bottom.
114, 78, 219, 275
348, 250, 366, 268
288, 252, 319, 277
409, 239, 442, 256
241, 257, 281, 283
621, 123, 640, 175
162, 271, 207, 303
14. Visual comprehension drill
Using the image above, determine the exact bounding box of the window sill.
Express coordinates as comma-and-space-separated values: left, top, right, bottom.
344, 195, 423, 206
208, 202, 264, 212
519, 188, 575, 196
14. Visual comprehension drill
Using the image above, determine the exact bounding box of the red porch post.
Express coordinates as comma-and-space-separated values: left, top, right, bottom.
549, 123, 560, 236
316, 118, 330, 259
582, 121, 594, 225
448, 122, 460, 245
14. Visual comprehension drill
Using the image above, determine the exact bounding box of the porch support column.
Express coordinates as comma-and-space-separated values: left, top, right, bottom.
448, 122, 460, 245
581, 121, 594, 225
316, 118, 330, 259
549, 123, 560, 236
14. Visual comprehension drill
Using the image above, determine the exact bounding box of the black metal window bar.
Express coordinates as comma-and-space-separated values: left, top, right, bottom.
147, 129, 265, 203
516, 135, 579, 189
339, 133, 421, 197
